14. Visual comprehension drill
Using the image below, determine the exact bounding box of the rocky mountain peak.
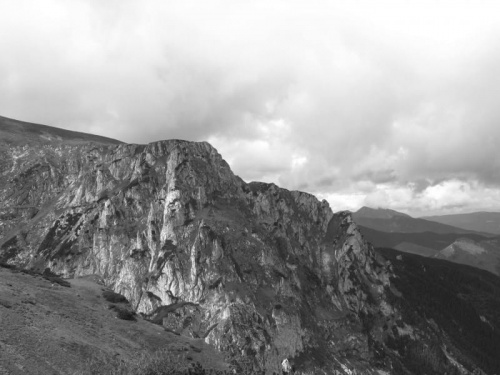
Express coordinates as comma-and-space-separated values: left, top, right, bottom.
0, 132, 399, 373
355, 206, 411, 219
2, 122, 494, 374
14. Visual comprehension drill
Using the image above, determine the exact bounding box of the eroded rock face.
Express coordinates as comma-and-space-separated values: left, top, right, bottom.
0, 138, 452, 373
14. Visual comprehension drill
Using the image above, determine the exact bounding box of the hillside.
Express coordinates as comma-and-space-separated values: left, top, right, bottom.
0, 264, 229, 375
378, 248, 500, 374
358, 226, 492, 257
356, 208, 500, 276
0, 115, 122, 147
434, 237, 500, 276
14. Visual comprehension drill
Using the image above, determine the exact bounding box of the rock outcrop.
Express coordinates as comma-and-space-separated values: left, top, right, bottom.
1, 123, 491, 374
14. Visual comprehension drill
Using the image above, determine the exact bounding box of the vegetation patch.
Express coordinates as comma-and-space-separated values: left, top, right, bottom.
0, 262, 17, 270
44, 276, 71, 287
103, 290, 129, 303
19, 163, 42, 179
146, 291, 162, 303
109, 304, 137, 321
116, 308, 136, 321
0, 236, 19, 262
208, 277, 222, 290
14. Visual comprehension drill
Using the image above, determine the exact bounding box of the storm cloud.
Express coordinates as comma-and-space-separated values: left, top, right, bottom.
2, 0, 500, 215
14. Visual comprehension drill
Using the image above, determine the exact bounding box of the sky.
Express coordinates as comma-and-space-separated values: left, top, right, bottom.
2, 0, 500, 216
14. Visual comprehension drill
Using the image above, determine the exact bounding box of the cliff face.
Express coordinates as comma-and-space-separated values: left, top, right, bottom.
0, 138, 397, 373
1, 130, 489, 374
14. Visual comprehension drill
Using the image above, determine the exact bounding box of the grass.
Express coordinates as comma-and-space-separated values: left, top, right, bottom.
0, 264, 72, 287
75, 349, 231, 375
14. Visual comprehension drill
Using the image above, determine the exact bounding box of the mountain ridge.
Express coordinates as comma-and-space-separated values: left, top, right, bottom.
355, 206, 411, 219
424, 211, 500, 235
0, 115, 122, 147
353, 207, 489, 236
355, 207, 500, 276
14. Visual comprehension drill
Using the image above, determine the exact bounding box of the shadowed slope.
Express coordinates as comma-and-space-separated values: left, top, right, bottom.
378, 248, 500, 374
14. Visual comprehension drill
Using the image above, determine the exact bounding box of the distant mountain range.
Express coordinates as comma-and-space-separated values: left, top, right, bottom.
424, 211, 500, 235
355, 206, 500, 276
352, 206, 489, 235
357, 225, 488, 256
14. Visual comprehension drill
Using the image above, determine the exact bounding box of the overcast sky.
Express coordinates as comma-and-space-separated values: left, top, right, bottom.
2, 0, 500, 216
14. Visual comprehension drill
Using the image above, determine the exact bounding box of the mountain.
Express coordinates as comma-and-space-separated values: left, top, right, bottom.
353, 206, 486, 235
378, 248, 500, 375
357, 209, 500, 276
358, 225, 492, 258
0, 118, 498, 374
352, 207, 493, 236
434, 237, 500, 276
354, 206, 411, 219
0, 115, 122, 147
424, 211, 500, 235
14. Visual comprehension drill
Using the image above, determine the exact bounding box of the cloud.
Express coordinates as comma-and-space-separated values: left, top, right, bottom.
2, 0, 500, 215
362, 180, 500, 216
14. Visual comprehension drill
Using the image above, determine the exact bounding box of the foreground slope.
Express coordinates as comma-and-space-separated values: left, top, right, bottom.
0, 119, 497, 374
0, 265, 229, 375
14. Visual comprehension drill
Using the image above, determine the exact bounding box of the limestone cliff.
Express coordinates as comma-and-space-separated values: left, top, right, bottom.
0, 123, 488, 374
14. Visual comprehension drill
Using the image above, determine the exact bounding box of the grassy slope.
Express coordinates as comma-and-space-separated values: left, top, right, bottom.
0, 115, 122, 147
0, 266, 229, 375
